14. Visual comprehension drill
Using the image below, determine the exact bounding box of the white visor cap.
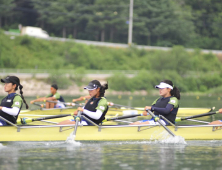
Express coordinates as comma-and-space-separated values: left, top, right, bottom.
155, 82, 173, 90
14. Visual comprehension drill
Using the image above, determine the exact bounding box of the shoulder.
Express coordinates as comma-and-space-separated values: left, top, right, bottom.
14, 95, 22, 101
98, 97, 108, 105
54, 92, 60, 97
168, 97, 179, 107
13, 95, 23, 106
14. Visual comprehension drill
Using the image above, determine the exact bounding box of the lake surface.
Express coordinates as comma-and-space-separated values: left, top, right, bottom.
0, 95, 222, 170
0, 140, 222, 170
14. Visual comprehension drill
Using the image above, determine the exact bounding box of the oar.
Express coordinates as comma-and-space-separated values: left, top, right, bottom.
33, 102, 44, 108
104, 113, 143, 122
107, 102, 136, 110
146, 109, 176, 137
176, 111, 219, 122
103, 110, 220, 123
72, 110, 82, 140
46, 100, 84, 107
17, 113, 74, 125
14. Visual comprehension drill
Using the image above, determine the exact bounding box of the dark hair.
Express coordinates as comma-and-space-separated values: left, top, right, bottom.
14, 83, 29, 109
51, 84, 58, 90
99, 82, 108, 97
161, 80, 180, 100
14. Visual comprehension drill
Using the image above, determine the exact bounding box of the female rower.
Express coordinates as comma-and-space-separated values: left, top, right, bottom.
30, 84, 65, 108
58, 80, 108, 125
0, 76, 29, 125
131, 80, 180, 125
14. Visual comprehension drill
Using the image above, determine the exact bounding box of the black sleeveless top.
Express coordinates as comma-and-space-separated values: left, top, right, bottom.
0, 94, 23, 125
152, 97, 179, 123
83, 97, 108, 124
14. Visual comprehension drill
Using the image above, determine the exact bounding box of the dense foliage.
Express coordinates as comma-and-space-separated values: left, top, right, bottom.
1, 31, 222, 92
0, 0, 222, 49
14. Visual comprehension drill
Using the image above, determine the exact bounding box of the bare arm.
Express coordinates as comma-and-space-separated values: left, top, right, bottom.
72, 95, 90, 102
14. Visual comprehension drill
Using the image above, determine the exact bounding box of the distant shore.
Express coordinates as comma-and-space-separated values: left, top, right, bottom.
0, 77, 148, 97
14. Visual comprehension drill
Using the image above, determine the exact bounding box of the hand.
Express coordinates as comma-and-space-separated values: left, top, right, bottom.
77, 107, 84, 112
74, 110, 78, 115
72, 99, 77, 103
144, 106, 151, 111
108, 102, 114, 106
142, 111, 148, 116
30, 100, 35, 104
0, 106, 2, 110
219, 108, 222, 114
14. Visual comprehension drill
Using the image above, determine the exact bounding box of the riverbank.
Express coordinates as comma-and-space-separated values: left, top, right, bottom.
0, 77, 148, 97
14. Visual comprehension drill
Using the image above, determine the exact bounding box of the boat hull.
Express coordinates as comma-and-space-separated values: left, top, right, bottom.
0, 124, 221, 142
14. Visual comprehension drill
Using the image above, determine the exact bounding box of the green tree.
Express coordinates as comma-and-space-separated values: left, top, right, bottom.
0, 0, 14, 28
133, 0, 195, 47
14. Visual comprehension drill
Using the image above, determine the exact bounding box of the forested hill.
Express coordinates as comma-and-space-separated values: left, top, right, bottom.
1, 0, 222, 50
1, 31, 222, 93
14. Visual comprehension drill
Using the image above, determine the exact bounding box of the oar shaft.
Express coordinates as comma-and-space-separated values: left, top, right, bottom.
72, 110, 82, 136
147, 109, 175, 137
181, 111, 219, 121
46, 100, 84, 107
108, 102, 135, 109
106, 114, 142, 121
32, 114, 73, 121
18, 113, 74, 124
33, 102, 44, 108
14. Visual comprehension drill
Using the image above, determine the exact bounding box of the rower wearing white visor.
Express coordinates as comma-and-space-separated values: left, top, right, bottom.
58, 80, 108, 125
131, 80, 180, 125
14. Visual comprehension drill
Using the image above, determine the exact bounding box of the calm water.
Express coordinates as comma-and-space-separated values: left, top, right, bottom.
1, 95, 222, 170
0, 140, 222, 170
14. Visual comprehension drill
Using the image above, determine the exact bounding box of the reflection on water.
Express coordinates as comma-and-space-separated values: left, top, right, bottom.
0, 140, 222, 170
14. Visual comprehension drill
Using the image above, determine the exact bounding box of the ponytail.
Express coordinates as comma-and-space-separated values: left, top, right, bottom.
161, 80, 180, 100
171, 86, 180, 100
19, 84, 29, 109
99, 82, 108, 97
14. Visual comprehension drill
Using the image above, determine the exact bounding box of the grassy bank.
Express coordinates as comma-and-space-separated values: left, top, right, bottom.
1, 30, 222, 93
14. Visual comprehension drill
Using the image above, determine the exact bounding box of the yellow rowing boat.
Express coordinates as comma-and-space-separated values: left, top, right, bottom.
0, 123, 221, 142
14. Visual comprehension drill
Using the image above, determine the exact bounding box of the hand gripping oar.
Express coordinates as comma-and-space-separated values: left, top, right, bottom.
146, 109, 176, 137
72, 110, 82, 139
17, 113, 74, 125
175, 111, 219, 122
